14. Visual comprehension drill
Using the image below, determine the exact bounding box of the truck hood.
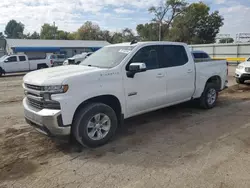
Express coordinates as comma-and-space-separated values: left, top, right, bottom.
23, 65, 102, 85
241, 61, 250, 67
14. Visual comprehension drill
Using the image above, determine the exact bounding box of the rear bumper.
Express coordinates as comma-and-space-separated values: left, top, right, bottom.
23, 98, 71, 137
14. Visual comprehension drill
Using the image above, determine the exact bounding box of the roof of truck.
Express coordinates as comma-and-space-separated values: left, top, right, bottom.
107, 41, 187, 47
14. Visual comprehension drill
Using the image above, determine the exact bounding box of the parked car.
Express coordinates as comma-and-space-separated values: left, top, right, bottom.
192, 50, 211, 62
63, 52, 93, 66
23, 41, 228, 147
0, 54, 51, 76
235, 57, 250, 84
47, 54, 66, 67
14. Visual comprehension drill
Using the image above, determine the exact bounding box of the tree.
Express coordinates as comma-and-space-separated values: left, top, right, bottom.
121, 28, 135, 42
169, 2, 224, 44
67, 32, 77, 40
57, 30, 70, 40
0, 32, 4, 39
40, 23, 58, 39
76, 21, 101, 40
219, 38, 234, 43
110, 32, 123, 44
25, 31, 40, 39
148, 0, 187, 40
137, 23, 170, 41
4, 20, 25, 39
99, 30, 112, 43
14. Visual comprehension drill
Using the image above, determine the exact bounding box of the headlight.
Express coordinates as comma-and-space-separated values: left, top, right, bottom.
42, 85, 68, 93
237, 65, 244, 69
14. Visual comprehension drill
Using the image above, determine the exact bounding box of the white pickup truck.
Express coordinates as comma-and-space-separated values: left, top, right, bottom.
23, 41, 228, 147
0, 54, 51, 76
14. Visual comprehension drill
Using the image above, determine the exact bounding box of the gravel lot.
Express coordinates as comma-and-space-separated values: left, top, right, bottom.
1, 66, 250, 188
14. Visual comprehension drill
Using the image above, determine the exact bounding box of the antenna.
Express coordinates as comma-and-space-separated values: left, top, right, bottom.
130, 39, 138, 45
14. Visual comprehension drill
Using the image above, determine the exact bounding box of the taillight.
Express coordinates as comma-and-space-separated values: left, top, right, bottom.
50, 60, 53, 65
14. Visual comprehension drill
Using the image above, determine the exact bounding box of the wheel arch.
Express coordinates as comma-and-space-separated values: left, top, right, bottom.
72, 95, 123, 126
205, 75, 222, 91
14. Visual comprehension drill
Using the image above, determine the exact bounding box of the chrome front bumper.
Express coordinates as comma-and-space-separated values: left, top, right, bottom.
23, 98, 71, 137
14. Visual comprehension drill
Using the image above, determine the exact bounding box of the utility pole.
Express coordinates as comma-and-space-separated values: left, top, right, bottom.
53, 21, 56, 39
159, 22, 162, 41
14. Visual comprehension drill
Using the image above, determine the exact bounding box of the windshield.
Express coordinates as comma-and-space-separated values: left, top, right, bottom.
80, 46, 134, 68
0, 55, 7, 61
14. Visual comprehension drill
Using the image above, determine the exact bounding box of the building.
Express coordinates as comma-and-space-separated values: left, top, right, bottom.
0, 39, 110, 58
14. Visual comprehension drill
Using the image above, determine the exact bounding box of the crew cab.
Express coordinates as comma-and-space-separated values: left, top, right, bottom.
0, 54, 51, 76
23, 41, 228, 147
235, 57, 250, 84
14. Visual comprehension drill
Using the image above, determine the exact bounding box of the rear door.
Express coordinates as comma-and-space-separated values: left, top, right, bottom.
160, 45, 195, 103
18, 55, 29, 71
2, 56, 18, 73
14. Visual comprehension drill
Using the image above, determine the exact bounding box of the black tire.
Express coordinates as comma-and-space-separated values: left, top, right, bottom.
236, 78, 244, 84
37, 64, 48, 69
0, 68, 3, 77
199, 83, 218, 109
72, 103, 118, 148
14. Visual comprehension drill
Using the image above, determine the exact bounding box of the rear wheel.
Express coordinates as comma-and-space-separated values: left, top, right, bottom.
199, 83, 218, 109
73, 103, 118, 148
37, 64, 48, 69
236, 78, 244, 84
0, 67, 3, 77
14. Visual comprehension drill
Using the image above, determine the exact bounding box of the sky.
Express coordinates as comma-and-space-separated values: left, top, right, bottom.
0, 0, 250, 39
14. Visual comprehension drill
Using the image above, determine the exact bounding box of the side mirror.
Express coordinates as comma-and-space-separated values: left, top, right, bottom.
4, 59, 8, 63
127, 62, 147, 78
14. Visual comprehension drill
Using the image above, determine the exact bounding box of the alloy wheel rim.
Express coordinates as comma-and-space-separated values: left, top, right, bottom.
87, 113, 111, 141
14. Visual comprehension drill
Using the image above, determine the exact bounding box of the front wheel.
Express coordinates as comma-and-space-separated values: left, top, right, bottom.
199, 83, 218, 109
236, 78, 245, 84
73, 103, 118, 148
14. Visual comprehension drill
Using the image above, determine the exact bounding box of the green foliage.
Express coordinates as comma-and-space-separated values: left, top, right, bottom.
137, 23, 170, 41
40, 23, 58, 39
25, 31, 40, 39
4, 20, 24, 39
169, 2, 224, 44
57, 30, 70, 40
76, 21, 101, 40
219, 38, 234, 43
148, 0, 187, 40
2, 2, 224, 45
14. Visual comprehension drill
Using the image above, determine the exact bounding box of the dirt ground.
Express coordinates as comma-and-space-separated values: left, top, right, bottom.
1, 67, 250, 188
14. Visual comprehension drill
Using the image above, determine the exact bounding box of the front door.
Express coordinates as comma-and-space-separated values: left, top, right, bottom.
123, 45, 167, 117
2, 56, 18, 73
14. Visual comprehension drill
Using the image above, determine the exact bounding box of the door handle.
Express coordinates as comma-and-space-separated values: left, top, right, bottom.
187, 69, 193, 73
156, 73, 164, 78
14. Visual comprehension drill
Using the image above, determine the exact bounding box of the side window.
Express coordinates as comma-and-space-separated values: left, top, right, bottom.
193, 53, 202, 59
19, 56, 26, 61
5, 56, 17, 63
129, 46, 160, 70
161, 45, 188, 68
203, 53, 209, 58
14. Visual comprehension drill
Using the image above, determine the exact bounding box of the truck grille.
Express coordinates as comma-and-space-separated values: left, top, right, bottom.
25, 84, 42, 91
27, 98, 44, 109
245, 67, 250, 72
